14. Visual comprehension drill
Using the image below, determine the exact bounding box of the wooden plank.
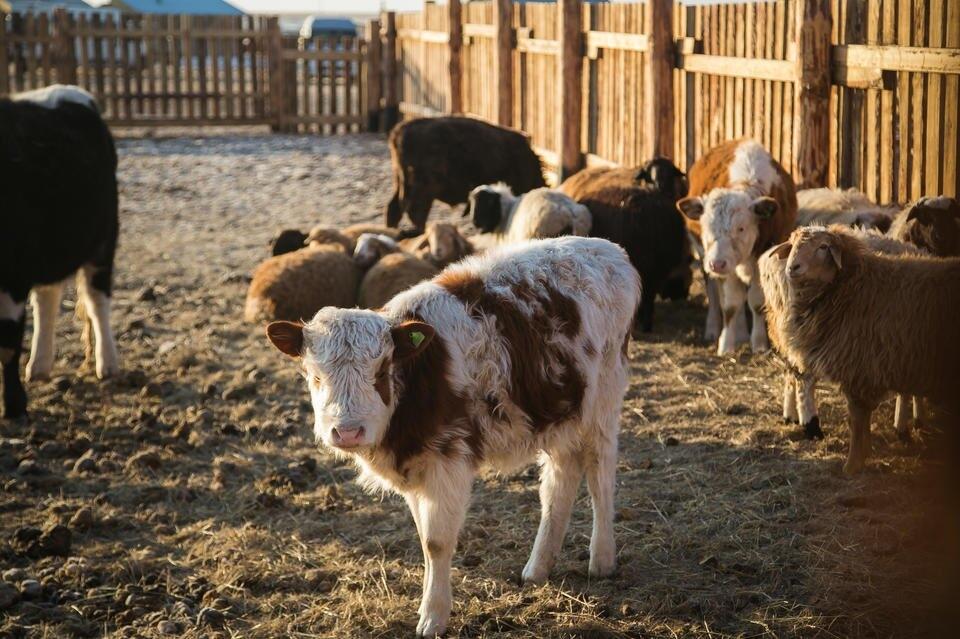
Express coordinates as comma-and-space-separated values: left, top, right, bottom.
559, 0, 582, 180
396, 28, 449, 44
91, 14, 104, 107
267, 16, 283, 130
106, 117, 272, 127
646, 0, 674, 158
449, 0, 463, 114
103, 15, 117, 118
794, 0, 832, 188
463, 23, 496, 39
223, 19, 235, 120
863, 0, 880, 199
925, 0, 945, 195
734, 3, 745, 139
517, 37, 559, 55
678, 53, 796, 82
494, 0, 513, 126
911, 1, 928, 199
182, 16, 193, 120
585, 31, 648, 52
834, 43, 960, 73
77, 14, 90, 94
399, 100, 443, 118
945, 0, 960, 196
383, 12, 398, 129
366, 19, 383, 130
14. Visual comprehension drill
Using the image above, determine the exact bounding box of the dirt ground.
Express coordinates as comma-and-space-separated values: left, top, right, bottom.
1, 128, 956, 639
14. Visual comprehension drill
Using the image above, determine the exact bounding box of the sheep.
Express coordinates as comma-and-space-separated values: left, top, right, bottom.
397, 221, 474, 269
677, 139, 798, 354
271, 229, 310, 256
890, 195, 960, 257
265, 236, 639, 636
796, 187, 898, 232
357, 252, 439, 309
760, 226, 926, 441
303, 226, 356, 253
559, 158, 691, 332
1, 84, 119, 419
767, 225, 960, 473
466, 184, 592, 246
244, 244, 361, 324
352, 233, 403, 270
386, 116, 546, 230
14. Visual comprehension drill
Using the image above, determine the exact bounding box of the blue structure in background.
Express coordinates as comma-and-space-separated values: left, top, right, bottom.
108, 0, 243, 16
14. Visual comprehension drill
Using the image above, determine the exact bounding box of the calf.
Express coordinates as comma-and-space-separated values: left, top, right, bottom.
1, 85, 119, 418
266, 237, 639, 636
386, 116, 546, 230
677, 139, 797, 355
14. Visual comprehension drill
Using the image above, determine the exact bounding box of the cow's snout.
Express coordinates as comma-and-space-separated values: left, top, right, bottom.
707, 259, 728, 275
331, 423, 366, 448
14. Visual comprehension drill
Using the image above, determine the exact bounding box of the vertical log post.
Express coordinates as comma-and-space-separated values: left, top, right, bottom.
794, 0, 831, 188
645, 0, 674, 159
558, 0, 582, 180
53, 9, 78, 86
448, 0, 463, 114
382, 12, 399, 131
267, 16, 284, 132
0, 11, 8, 96
365, 19, 382, 131
493, 0, 512, 127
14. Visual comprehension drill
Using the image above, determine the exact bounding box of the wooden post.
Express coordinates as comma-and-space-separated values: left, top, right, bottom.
267, 16, 284, 132
794, 0, 831, 188
53, 8, 77, 86
448, 0, 463, 114
383, 12, 399, 130
558, 0, 582, 180
0, 12, 9, 96
644, 0, 674, 159
365, 19, 383, 131
493, 0, 512, 127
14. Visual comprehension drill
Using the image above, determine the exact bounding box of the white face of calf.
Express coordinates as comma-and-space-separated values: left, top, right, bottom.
677, 189, 779, 277
265, 308, 434, 451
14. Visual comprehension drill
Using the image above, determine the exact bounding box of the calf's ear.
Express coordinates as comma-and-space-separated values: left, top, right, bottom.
391, 320, 435, 361
266, 321, 304, 358
751, 196, 779, 219
676, 196, 704, 220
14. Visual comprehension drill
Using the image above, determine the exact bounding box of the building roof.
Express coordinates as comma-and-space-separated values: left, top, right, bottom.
7, 0, 116, 13
109, 0, 243, 15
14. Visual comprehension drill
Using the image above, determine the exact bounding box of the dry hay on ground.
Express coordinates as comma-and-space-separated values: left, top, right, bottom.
0, 129, 955, 639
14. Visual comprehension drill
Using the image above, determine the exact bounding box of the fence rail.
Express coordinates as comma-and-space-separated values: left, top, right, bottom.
383, 0, 959, 200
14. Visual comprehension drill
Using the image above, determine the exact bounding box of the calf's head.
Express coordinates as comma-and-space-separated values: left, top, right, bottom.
677, 189, 779, 277
467, 185, 506, 233
266, 309, 434, 451
897, 196, 960, 257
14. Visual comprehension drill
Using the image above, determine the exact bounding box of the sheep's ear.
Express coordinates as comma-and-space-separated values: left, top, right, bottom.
391, 320, 435, 361
462, 199, 472, 218
676, 196, 704, 220
751, 196, 779, 219
266, 321, 304, 358
454, 230, 473, 256
827, 244, 842, 270
771, 241, 792, 259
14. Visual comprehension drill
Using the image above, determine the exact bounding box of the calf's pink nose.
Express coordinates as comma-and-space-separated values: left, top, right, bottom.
332, 426, 365, 447
709, 259, 727, 273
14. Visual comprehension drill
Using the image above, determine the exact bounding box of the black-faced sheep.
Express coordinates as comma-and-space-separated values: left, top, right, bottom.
796, 187, 898, 233
891, 196, 960, 257
385, 116, 546, 230
1, 85, 119, 419
771, 226, 960, 473
271, 229, 310, 256
559, 159, 690, 332
244, 244, 361, 323
466, 184, 592, 245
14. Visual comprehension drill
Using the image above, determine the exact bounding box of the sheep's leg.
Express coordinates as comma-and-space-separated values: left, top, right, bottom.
78, 263, 119, 379
733, 304, 750, 346
410, 462, 473, 638
718, 277, 747, 356
1, 291, 28, 419
782, 372, 798, 423
522, 450, 583, 584
797, 374, 823, 439
747, 275, 769, 353
894, 394, 912, 441
913, 396, 925, 427
584, 423, 619, 578
704, 275, 722, 343
843, 392, 877, 475
26, 281, 65, 382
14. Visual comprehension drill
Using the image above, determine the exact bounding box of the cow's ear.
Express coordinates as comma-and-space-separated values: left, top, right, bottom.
266, 321, 304, 358
751, 196, 779, 219
391, 320, 435, 361
676, 196, 704, 220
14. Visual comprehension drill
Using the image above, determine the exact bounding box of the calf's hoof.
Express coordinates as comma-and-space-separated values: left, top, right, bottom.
842, 457, 866, 475
25, 363, 52, 383
521, 561, 549, 585
588, 550, 617, 579
95, 361, 120, 380
416, 614, 448, 638
803, 417, 824, 440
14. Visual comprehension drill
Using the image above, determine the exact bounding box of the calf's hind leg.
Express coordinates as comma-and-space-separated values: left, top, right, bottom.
78, 263, 119, 379
584, 403, 620, 578
522, 450, 583, 584
26, 281, 66, 381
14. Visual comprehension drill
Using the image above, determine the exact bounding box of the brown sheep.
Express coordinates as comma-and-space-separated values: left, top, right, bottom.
303, 226, 355, 253
357, 252, 438, 309
385, 116, 546, 230
776, 226, 960, 473
398, 221, 474, 269
244, 244, 361, 323
890, 195, 960, 257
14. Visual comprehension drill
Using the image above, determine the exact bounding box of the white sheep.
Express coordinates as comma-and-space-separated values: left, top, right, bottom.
467, 184, 592, 245
796, 187, 898, 233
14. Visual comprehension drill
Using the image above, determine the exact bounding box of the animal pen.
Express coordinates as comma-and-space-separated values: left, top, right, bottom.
1, 1, 958, 201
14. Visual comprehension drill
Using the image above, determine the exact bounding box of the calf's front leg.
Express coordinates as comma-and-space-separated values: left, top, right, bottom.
407, 462, 473, 637
717, 276, 747, 356
747, 275, 769, 353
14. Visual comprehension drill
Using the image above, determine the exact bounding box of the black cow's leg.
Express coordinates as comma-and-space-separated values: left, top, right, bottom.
407, 194, 434, 232
1, 290, 28, 419
385, 189, 403, 227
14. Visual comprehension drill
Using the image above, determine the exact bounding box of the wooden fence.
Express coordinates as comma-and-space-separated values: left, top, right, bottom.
0, 9, 370, 132
385, 0, 960, 200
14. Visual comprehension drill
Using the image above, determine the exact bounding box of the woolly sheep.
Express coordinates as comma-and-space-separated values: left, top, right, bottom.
890, 195, 960, 257
796, 187, 898, 233
466, 184, 592, 245
357, 252, 438, 309
398, 221, 474, 269
244, 244, 361, 323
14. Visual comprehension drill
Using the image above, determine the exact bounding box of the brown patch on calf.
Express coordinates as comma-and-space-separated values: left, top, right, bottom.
382, 316, 481, 470
437, 271, 586, 432
374, 358, 392, 406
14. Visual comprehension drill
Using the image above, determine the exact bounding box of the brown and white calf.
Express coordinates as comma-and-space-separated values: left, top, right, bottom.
677, 139, 797, 355
266, 237, 640, 637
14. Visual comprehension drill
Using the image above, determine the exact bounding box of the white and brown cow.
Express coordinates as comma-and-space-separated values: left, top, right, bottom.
266, 237, 640, 637
677, 139, 797, 355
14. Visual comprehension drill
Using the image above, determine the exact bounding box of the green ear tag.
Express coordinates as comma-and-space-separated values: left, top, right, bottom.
410, 331, 425, 348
